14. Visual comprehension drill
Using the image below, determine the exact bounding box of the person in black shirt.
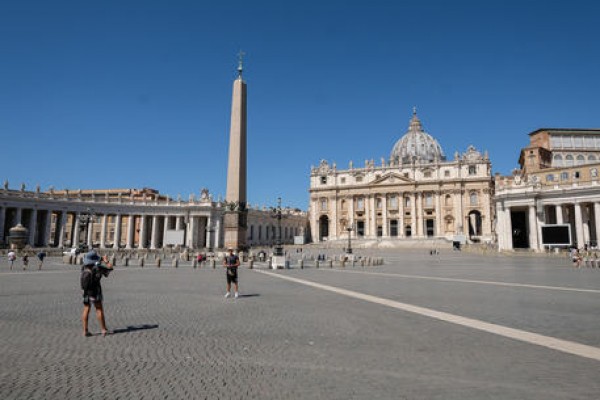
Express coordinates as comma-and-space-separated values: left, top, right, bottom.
223, 248, 240, 298
81, 251, 113, 337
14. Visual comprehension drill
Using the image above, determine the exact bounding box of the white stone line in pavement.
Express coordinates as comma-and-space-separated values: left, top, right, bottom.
255, 270, 600, 362
321, 269, 600, 294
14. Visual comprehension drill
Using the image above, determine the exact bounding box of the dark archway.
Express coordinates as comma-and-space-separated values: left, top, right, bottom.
468, 210, 482, 237
319, 215, 329, 241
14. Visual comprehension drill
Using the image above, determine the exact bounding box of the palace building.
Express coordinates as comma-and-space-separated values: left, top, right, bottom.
309, 111, 494, 244
495, 128, 600, 251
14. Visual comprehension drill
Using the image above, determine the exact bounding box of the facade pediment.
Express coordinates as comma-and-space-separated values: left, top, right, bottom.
371, 173, 413, 185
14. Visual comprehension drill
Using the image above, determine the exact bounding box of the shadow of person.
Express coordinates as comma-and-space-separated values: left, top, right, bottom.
112, 324, 159, 335
237, 294, 260, 298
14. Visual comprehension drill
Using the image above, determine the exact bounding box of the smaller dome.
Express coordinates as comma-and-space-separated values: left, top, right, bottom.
391, 110, 446, 164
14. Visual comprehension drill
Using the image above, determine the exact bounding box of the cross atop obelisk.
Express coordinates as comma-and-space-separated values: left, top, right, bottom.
224, 53, 248, 250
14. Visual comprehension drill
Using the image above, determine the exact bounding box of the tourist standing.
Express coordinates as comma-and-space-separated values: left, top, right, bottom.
8, 251, 16, 270
37, 251, 46, 270
223, 248, 240, 298
81, 251, 113, 337
22, 254, 29, 270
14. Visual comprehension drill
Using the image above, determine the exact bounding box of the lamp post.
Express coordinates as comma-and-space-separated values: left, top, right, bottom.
270, 197, 286, 257
78, 207, 96, 251
345, 222, 354, 255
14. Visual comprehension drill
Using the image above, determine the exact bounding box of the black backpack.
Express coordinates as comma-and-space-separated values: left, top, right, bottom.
80, 267, 98, 292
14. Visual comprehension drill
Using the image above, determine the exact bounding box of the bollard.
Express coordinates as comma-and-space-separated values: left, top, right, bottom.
111, 256, 117, 266
299, 259, 304, 269
248, 260, 254, 269
315, 260, 320, 269
124, 257, 129, 267
193, 260, 198, 269
156, 258, 161, 268
172, 258, 178, 268
139, 258, 144, 267
210, 259, 216, 269
328, 260, 333, 268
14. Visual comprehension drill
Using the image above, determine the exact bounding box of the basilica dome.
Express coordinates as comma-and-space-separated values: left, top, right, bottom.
391, 110, 446, 164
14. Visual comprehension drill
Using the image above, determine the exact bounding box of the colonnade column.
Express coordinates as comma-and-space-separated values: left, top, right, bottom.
113, 214, 122, 249
58, 212, 68, 248
139, 216, 147, 249
126, 215, 135, 249
331, 196, 338, 239
163, 216, 169, 246
73, 214, 81, 247
43, 211, 52, 246
504, 205, 513, 250
15, 208, 22, 226
29, 209, 37, 246
100, 214, 108, 248
574, 203, 584, 247
528, 205, 539, 251
176, 216, 183, 230
582, 205, 591, 246
206, 217, 212, 250
348, 196, 355, 227
150, 215, 159, 249
86, 220, 93, 248
215, 218, 221, 249
556, 205, 564, 224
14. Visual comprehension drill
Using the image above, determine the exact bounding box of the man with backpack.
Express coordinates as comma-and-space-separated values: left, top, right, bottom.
81, 251, 113, 337
223, 248, 240, 298
36, 251, 46, 270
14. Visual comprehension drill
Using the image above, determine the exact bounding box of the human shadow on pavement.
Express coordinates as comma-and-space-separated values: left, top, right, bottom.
111, 324, 159, 335
237, 294, 260, 298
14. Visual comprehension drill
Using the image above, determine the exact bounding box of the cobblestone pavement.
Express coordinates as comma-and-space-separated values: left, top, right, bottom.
1, 251, 599, 399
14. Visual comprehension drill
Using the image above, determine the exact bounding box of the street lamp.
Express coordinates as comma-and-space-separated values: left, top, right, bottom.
345, 221, 354, 255
270, 197, 286, 257
78, 207, 96, 251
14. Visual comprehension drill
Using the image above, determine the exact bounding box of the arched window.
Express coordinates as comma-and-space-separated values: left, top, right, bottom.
445, 194, 452, 207
470, 192, 478, 206
576, 155, 585, 165
565, 155, 574, 167
553, 154, 563, 167
588, 155, 597, 162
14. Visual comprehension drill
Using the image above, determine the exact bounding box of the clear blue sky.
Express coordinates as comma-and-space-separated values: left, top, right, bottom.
2, 1, 599, 210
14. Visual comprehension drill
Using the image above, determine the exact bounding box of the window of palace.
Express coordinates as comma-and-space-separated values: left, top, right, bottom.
357, 198, 364, 210
468, 165, 476, 175
424, 193, 433, 207
470, 192, 478, 205
356, 176, 363, 182
561, 172, 569, 181
574, 171, 581, 179
320, 176, 327, 184
424, 171, 432, 178
565, 155, 574, 167
341, 200, 347, 210
376, 198, 382, 209
389, 196, 398, 209
340, 177, 346, 184
576, 155, 585, 165
553, 154, 563, 167
320, 199, 327, 211
589, 155, 597, 162
591, 168, 598, 178
404, 196, 411, 207
546, 174, 555, 182
444, 170, 450, 177
445, 194, 452, 206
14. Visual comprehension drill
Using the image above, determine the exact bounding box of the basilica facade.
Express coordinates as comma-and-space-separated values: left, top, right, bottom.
309, 111, 494, 244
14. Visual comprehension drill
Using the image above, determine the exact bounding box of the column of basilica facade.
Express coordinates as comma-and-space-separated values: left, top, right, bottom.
309, 111, 494, 244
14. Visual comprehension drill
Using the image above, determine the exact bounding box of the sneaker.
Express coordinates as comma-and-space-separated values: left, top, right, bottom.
234, 292, 239, 299
224, 292, 231, 298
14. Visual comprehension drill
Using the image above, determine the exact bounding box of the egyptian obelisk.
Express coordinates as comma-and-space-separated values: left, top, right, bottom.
223, 52, 248, 250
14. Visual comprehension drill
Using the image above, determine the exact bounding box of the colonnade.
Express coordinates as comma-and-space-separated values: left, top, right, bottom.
497, 201, 600, 251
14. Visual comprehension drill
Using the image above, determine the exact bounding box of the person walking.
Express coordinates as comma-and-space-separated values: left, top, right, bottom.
81, 251, 113, 337
22, 254, 29, 270
223, 248, 240, 298
36, 251, 46, 270
8, 251, 16, 270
